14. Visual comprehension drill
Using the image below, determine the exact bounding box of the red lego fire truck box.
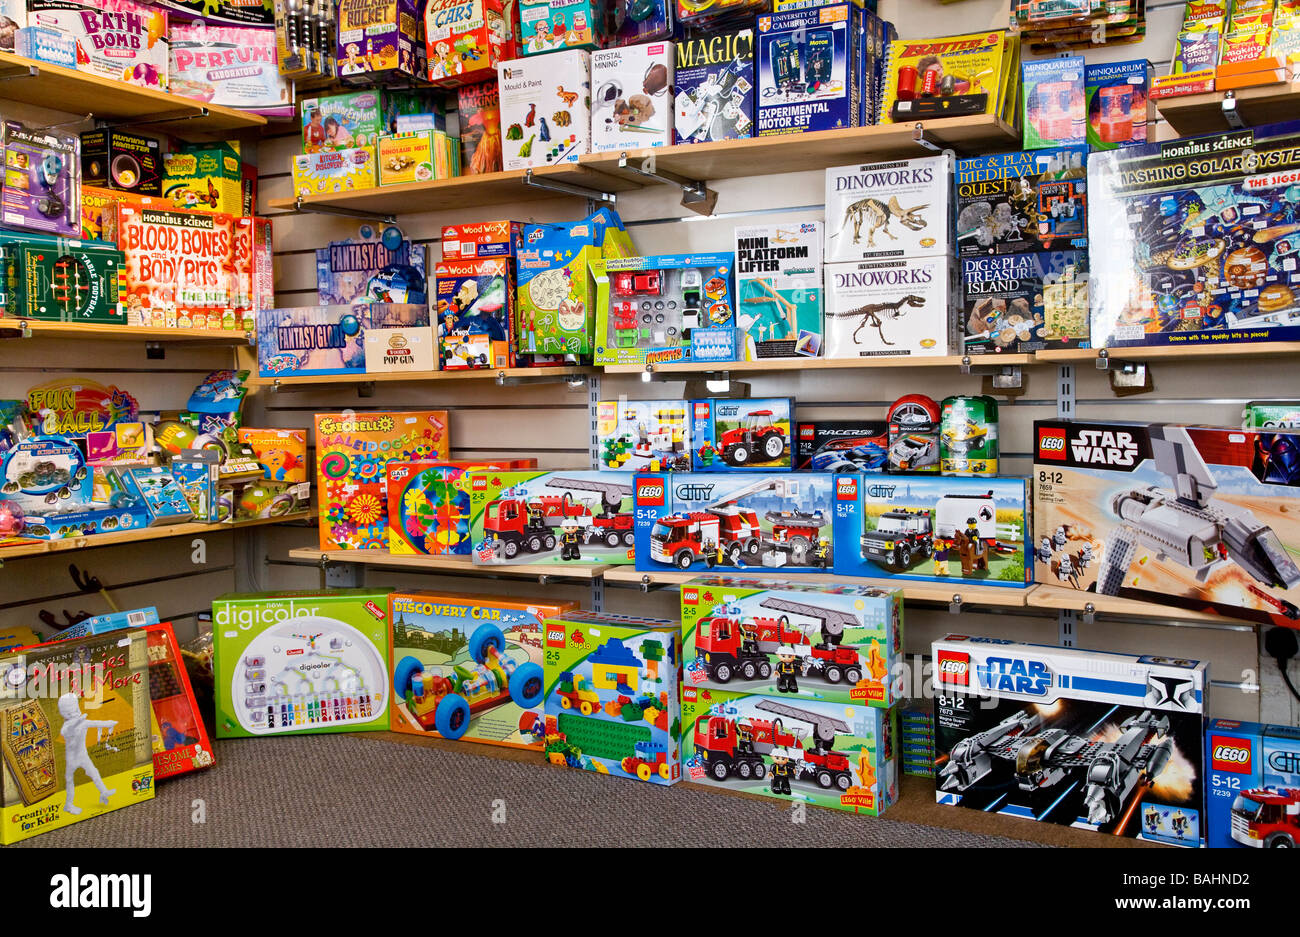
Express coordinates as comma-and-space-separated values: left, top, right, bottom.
1205, 718, 1300, 848
1033, 419, 1300, 628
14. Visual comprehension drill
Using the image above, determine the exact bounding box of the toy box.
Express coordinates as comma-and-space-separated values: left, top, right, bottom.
224, 477, 310, 522
682, 687, 898, 814
938, 394, 998, 476
158, 0, 272, 27
316, 230, 427, 305
591, 42, 674, 152
834, 474, 1031, 587
1243, 400, 1300, 429
1022, 55, 1085, 150
735, 222, 822, 359
315, 410, 450, 550
468, 470, 637, 565
518, 0, 600, 54
364, 303, 436, 373
596, 399, 692, 472
960, 250, 1090, 354
796, 420, 888, 471
79, 130, 161, 196
170, 20, 291, 116
634, 471, 837, 572
7, 243, 126, 324
674, 27, 754, 145
386, 459, 535, 555
28, 0, 168, 90
292, 148, 377, 197
680, 576, 903, 706
2, 120, 79, 238
0, 630, 154, 844
1084, 60, 1149, 150
213, 589, 391, 738
14, 25, 76, 67
425, 0, 516, 86
116, 203, 238, 329
1032, 419, 1300, 627
755, 3, 862, 136
441, 220, 520, 260
162, 141, 244, 216
824, 155, 951, 264
592, 253, 738, 367
604, 0, 671, 45
1088, 122, 1300, 349
171, 449, 219, 521
457, 81, 504, 174
677, 0, 764, 29
1152, 0, 1225, 99
238, 428, 308, 482
256, 304, 367, 377
879, 29, 1016, 124
884, 392, 942, 473
933, 634, 1207, 846
498, 50, 592, 169
436, 256, 515, 369
378, 130, 440, 185
337, 0, 424, 83
301, 91, 382, 153
120, 466, 195, 525
954, 147, 1088, 258
541, 610, 680, 785
823, 257, 955, 359
142, 621, 215, 780
691, 397, 793, 471
1206, 719, 1300, 848
390, 591, 576, 749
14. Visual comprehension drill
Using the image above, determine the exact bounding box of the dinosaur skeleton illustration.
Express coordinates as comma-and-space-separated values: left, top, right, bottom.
829, 196, 928, 247
825, 294, 926, 345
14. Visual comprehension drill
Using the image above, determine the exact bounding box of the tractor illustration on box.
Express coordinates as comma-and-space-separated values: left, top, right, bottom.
719, 409, 787, 466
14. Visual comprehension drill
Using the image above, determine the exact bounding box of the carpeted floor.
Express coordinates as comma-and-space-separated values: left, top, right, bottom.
15, 734, 1045, 848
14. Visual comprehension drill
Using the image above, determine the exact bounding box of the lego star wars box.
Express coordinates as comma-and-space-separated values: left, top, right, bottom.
954, 147, 1088, 258
596, 399, 692, 472
933, 634, 1207, 846
1205, 718, 1300, 848
498, 51, 592, 170
834, 474, 1032, 587
691, 397, 793, 471
959, 249, 1090, 354
633, 471, 837, 574
796, 420, 889, 471
755, 3, 862, 136
591, 42, 674, 152
735, 222, 822, 359
1032, 419, 1300, 627
674, 28, 754, 145
824, 156, 951, 264
680, 576, 903, 706
823, 257, 956, 359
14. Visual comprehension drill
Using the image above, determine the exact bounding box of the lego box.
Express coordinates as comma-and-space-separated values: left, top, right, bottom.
823, 257, 956, 359
682, 687, 898, 815
1205, 718, 1300, 848
542, 610, 681, 786
735, 221, 822, 360
674, 28, 754, 145
691, 397, 793, 471
680, 576, 903, 706
596, 399, 693, 472
796, 420, 888, 471
591, 42, 674, 152
1032, 419, 1300, 628
954, 147, 1088, 258
755, 3, 861, 136
824, 156, 952, 264
933, 634, 1207, 846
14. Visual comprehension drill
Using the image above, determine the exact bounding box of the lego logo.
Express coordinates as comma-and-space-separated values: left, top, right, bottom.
1211, 737, 1252, 773
939, 659, 967, 675
636, 479, 666, 506
1038, 429, 1067, 461
545, 629, 566, 648
799, 426, 815, 439
683, 687, 697, 701
472, 477, 488, 491
836, 477, 858, 500
693, 402, 710, 419
937, 651, 970, 686
683, 588, 699, 605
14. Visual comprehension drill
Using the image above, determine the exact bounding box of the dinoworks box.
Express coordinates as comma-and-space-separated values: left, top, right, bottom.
823, 257, 956, 359
824, 155, 951, 263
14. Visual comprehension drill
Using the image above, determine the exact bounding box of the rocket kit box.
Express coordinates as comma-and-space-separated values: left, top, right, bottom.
735, 222, 822, 359
1088, 121, 1300, 350
1032, 419, 1300, 628
824, 156, 951, 264
954, 147, 1089, 258
755, 3, 862, 136
1205, 719, 1300, 849
933, 634, 1207, 847
823, 257, 956, 359
959, 250, 1090, 354
316, 231, 427, 306
680, 576, 903, 707
682, 686, 898, 816
674, 28, 754, 145
336, 0, 425, 84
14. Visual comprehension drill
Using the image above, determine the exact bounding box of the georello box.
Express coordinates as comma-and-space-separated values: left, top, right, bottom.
212, 590, 392, 739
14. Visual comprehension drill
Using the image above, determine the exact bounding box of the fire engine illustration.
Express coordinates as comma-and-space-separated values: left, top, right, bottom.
482, 476, 635, 559
1230, 787, 1300, 847
693, 698, 855, 790
694, 596, 865, 686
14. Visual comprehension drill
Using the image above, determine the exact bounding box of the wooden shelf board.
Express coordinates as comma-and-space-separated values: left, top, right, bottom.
1027, 584, 1260, 627
1, 319, 253, 345
602, 354, 1032, 376
246, 366, 590, 387
0, 512, 313, 561
0, 51, 267, 138
1035, 342, 1300, 364
288, 547, 611, 581
1155, 80, 1300, 137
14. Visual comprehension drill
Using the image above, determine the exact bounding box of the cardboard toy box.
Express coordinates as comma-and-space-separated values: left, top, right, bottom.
170, 20, 292, 117
28, 0, 168, 90
1022, 55, 1086, 150
163, 142, 244, 216
682, 687, 898, 815
142, 621, 215, 780
795, 420, 888, 471
755, 3, 862, 136
80, 130, 161, 196
954, 147, 1088, 258
436, 256, 515, 369
119, 465, 195, 525
213, 589, 392, 738
14, 25, 76, 67
364, 303, 436, 374
256, 304, 368, 378
518, 0, 601, 54
457, 80, 505, 174
441, 220, 521, 260
425, 0, 517, 86
823, 257, 956, 359
959, 249, 1089, 354
378, 130, 458, 185
541, 610, 681, 785
467, 470, 637, 565
879, 29, 1015, 125
735, 222, 822, 359
316, 231, 427, 305
933, 634, 1207, 846
336, 0, 425, 84
238, 427, 309, 482
1084, 59, 1150, 150
1031, 419, 1300, 627
2, 120, 79, 238
7, 242, 126, 324
633, 471, 837, 574
386, 459, 537, 555
1205, 719, 1300, 848
389, 590, 577, 749
292, 148, 377, 197
691, 396, 793, 471
680, 576, 903, 706
591, 42, 675, 152
823, 155, 952, 264
498, 50, 592, 170
674, 28, 754, 145
596, 399, 692, 472
834, 473, 1032, 587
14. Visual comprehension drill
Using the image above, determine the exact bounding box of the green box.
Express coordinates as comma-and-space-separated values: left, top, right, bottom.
939, 394, 999, 476
11, 244, 125, 323
163, 141, 244, 216
1242, 400, 1300, 430
212, 589, 392, 739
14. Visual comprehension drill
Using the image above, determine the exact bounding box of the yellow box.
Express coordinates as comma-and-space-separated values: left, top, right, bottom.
378, 131, 436, 185
291, 147, 377, 196
163, 142, 245, 216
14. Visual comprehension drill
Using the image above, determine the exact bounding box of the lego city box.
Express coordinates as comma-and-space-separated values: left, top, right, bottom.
823, 155, 952, 264
633, 471, 838, 574
1205, 718, 1300, 848
833, 474, 1032, 588
932, 634, 1207, 847
954, 147, 1089, 258
691, 397, 793, 471
823, 257, 957, 360
755, 3, 863, 136
596, 399, 692, 472
680, 576, 903, 707
389, 590, 577, 750
1031, 419, 1300, 628
681, 687, 898, 815
541, 610, 681, 786
674, 28, 754, 146
735, 222, 822, 360
212, 589, 392, 739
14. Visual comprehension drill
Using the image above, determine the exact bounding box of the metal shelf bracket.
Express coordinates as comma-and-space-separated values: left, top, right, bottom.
522, 169, 618, 205
96, 108, 213, 131
292, 196, 396, 225
615, 153, 718, 216
0, 63, 37, 82
959, 356, 1023, 388
912, 124, 959, 161
1222, 91, 1246, 130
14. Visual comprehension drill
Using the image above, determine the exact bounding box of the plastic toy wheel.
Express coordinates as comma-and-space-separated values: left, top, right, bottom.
825, 665, 843, 684
744, 539, 760, 556
658, 763, 671, 780
622, 530, 635, 546
789, 537, 808, 564
560, 696, 573, 709
736, 760, 753, 779
845, 667, 862, 684
468, 624, 506, 665
712, 661, 733, 683
510, 662, 544, 708
753, 761, 767, 779
504, 539, 519, 558
763, 434, 784, 459
1268, 836, 1294, 848
636, 763, 653, 782
835, 772, 851, 791
896, 546, 912, 568
726, 444, 748, 465
526, 534, 543, 552
710, 760, 730, 781
433, 694, 472, 740
758, 661, 772, 679
726, 543, 742, 565
740, 660, 757, 680
392, 656, 426, 696
579, 700, 595, 716
817, 769, 834, 789
674, 550, 693, 570
543, 534, 556, 550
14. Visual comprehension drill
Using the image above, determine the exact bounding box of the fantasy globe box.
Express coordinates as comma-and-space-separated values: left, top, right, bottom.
735, 222, 822, 359
389, 591, 577, 749
824, 156, 952, 264
833, 474, 1032, 588
596, 399, 692, 472
681, 687, 899, 815
316, 231, 427, 306
680, 576, 903, 707
823, 257, 957, 359
1032, 419, 1300, 628
954, 147, 1088, 258
385, 458, 536, 555
933, 634, 1207, 847
691, 396, 793, 471
213, 589, 392, 739
256, 304, 367, 378
591, 42, 674, 153
673, 27, 754, 145
498, 50, 593, 170
541, 610, 681, 786
755, 3, 863, 136
1205, 718, 1300, 848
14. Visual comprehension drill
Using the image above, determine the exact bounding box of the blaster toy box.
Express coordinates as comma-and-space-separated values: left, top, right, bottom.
1032, 419, 1300, 627
634, 471, 837, 573
1088, 122, 1300, 349
436, 257, 515, 369
823, 257, 955, 359
955, 147, 1088, 258
498, 51, 592, 169
542, 610, 680, 786
682, 687, 898, 814
796, 420, 888, 472
591, 42, 674, 152
735, 222, 822, 359
389, 591, 575, 749
691, 397, 792, 471
834, 474, 1032, 587
1085, 59, 1150, 150
674, 28, 754, 145
596, 399, 692, 472
336, 0, 424, 84
316, 231, 426, 306
680, 576, 903, 706
879, 30, 1014, 124
1205, 718, 1300, 848
385, 459, 536, 555
824, 155, 951, 263
1022, 54, 1086, 150
256, 304, 367, 378
425, 0, 517, 86
755, 3, 862, 136
933, 634, 1207, 846
28, 0, 168, 90
960, 249, 1090, 354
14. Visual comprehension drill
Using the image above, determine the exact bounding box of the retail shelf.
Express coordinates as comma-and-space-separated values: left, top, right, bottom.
1155, 80, 1300, 137
0, 51, 267, 138
288, 547, 611, 581
602, 353, 1033, 377
0, 319, 253, 345
1028, 584, 1258, 627
246, 366, 591, 388
1035, 342, 1300, 364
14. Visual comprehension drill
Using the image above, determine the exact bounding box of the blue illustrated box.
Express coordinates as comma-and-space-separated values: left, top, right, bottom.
1205, 719, 1300, 849
756, 3, 862, 136
691, 397, 794, 472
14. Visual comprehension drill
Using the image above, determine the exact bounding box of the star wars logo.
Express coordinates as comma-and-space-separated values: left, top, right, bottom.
975, 656, 1052, 696
1069, 428, 1139, 467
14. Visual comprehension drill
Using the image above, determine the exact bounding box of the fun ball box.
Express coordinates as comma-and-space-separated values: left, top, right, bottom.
386, 459, 536, 555
691, 396, 793, 471
680, 576, 903, 707
596, 399, 692, 472
735, 222, 822, 359
389, 591, 577, 749
1205, 719, 1300, 848
755, 3, 863, 136
541, 610, 681, 786
681, 687, 899, 815
591, 42, 675, 153
824, 155, 952, 264
833, 474, 1032, 588
1032, 419, 1300, 628
213, 589, 392, 739
933, 634, 1207, 846
498, 50, 592, 170
823, 257, 957, 359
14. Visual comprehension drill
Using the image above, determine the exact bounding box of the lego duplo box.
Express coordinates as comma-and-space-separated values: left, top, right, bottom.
755, 3, 863, 136
823, 155, 952, 264
735, 222, 823, 360
833, 474, 1032, 587
389, 590, 577, 749
1205, 719, 1300, 849
681, 687, 898, 815
823, 257, 957, 360
1032, 419, 1300, 628
680, 576, 903, 707
541, 610, 681, 786
633, 471, 838, 574
591, 42, 675, 152
596, 399, 692, 473
386, 459, 537, 555
691, 397, 793, 471
498, 50, 592, 170
213, 590, 392, 739
932, 634, 1207, 846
